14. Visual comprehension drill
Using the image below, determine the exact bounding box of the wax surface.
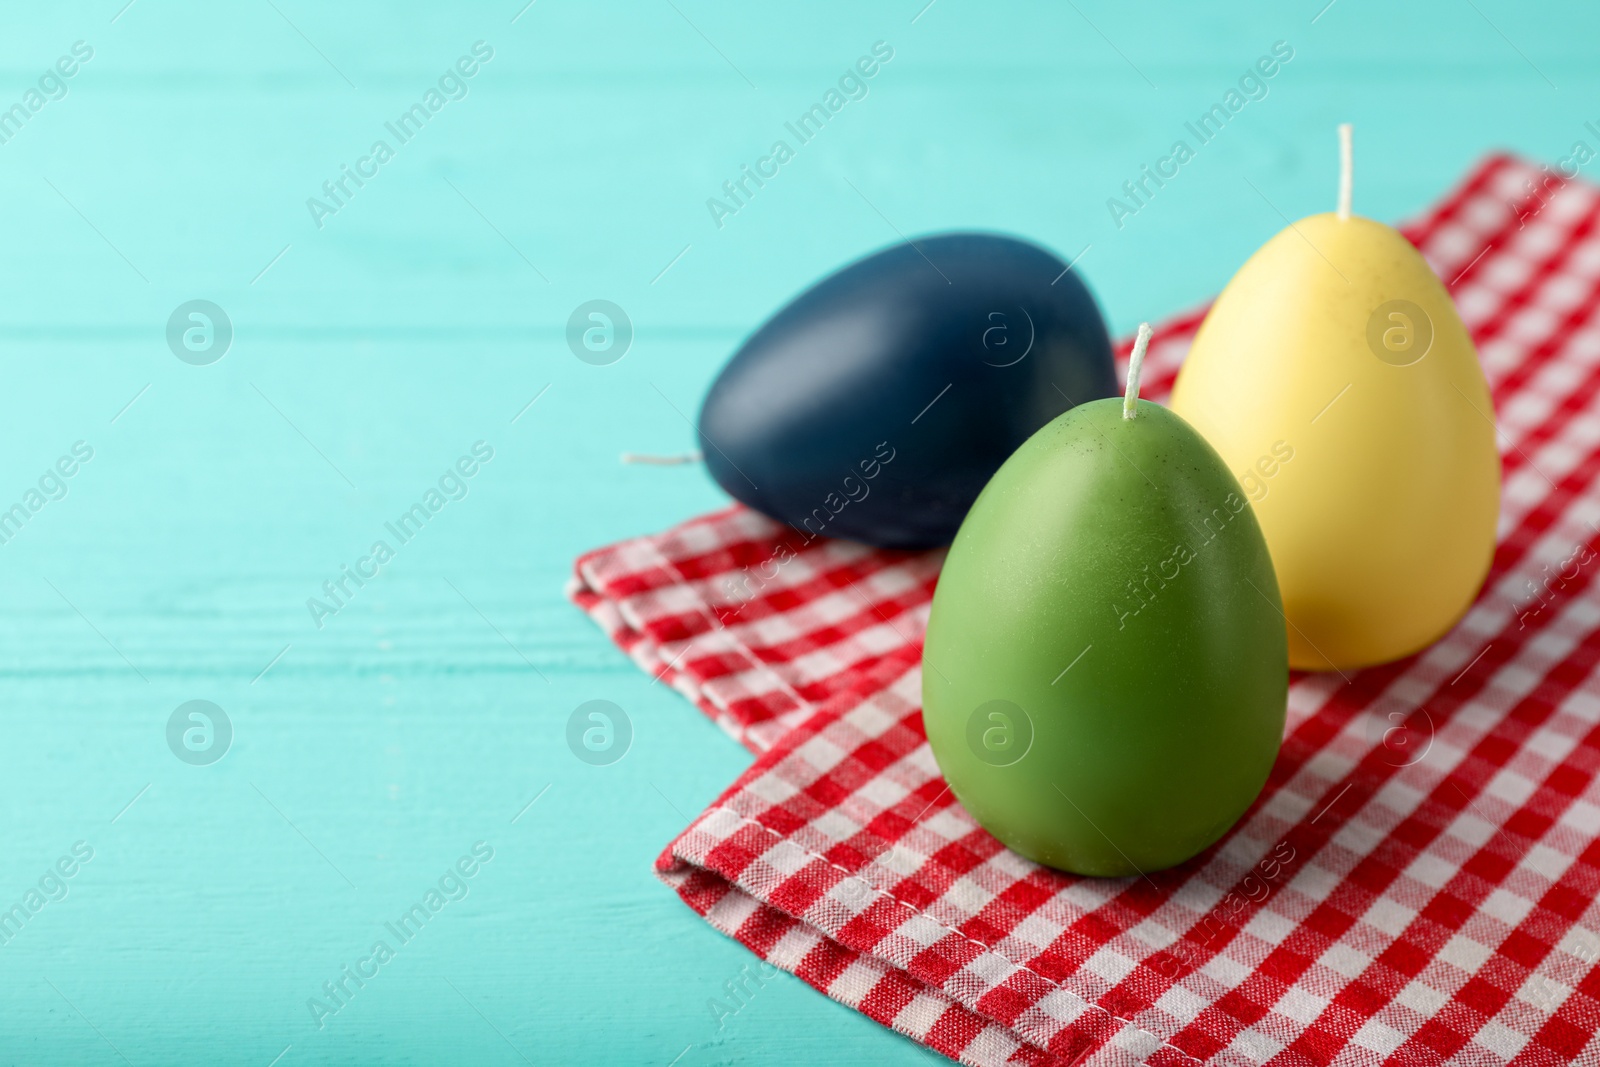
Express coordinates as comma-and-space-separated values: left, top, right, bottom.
921, 399, 1288, 877
697, 233, 1117, 548
1170, 214, 1501, 670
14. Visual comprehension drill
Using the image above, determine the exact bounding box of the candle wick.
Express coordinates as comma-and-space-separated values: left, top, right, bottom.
1338, 122, 1353, 221
1123, 323, 1153, 419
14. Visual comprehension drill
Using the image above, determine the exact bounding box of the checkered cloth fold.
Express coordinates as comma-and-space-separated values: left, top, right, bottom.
570, 155, 1600, 1066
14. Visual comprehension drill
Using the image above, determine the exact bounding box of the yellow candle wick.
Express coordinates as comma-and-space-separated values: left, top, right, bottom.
1338, 122, 1353, 221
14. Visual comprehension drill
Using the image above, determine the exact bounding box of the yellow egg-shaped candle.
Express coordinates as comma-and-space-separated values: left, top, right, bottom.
1170, 126, 1500, 671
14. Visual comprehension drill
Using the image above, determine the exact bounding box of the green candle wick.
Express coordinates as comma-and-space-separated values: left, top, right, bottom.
1123, 322, 1153, 419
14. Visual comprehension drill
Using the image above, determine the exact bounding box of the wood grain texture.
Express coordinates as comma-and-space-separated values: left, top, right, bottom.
0, 0, 1593, 1063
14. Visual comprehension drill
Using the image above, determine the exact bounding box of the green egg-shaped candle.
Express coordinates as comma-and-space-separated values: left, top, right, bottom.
922, 325, 1288, 876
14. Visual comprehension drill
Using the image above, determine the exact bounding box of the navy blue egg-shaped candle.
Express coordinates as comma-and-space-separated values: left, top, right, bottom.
697, 233, 1118, 548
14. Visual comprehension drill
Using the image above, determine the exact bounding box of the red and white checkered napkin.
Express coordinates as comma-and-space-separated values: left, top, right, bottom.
570, 155, 1600, 1066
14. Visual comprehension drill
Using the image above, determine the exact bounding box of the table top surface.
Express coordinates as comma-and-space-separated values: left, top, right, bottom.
0, 1, 1594, 1064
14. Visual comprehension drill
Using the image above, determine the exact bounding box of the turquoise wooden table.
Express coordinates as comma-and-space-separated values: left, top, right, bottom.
0, 1, 1595, 1063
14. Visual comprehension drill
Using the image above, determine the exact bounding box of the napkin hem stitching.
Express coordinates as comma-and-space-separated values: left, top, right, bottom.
689, 802, 1211, 1067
